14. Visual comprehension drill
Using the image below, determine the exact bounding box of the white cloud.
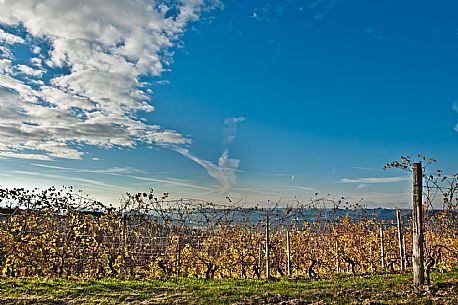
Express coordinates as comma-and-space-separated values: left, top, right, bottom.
223, 116, 245, 145
128, 174, 213, 191
0, 28, 24, 44
0, 151, 51, 160
0, 45, 13, 59
174, 116, 245, 193
0, 0, 217, 160
31, 46, 41, 54
352, 166, 374, 171
12, 170, 122, 190
15, 64, 45, 77
32, 163, 147, 175
175, 147, 240, 193
30, 57, 42, 67
0, 58, 12, 73
30, 163, 212, 191
340, 177, 409, 184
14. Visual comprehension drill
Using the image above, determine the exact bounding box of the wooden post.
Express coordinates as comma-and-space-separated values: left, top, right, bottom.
62, 215, 69, 278
120, 212, 127, 279
258, 240, 262, 273
379, 225, 385, 272
265, 215, 270, 279
286, 230, 291, 276
403, 234, 408, 269
412, 162, 425, 286
176, 236, 181, 278
396, 209, 405, 272
369, 244, 374, 273
335, 240, 340, 273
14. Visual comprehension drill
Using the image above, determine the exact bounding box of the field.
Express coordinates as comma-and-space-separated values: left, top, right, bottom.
1, 268, 458, 304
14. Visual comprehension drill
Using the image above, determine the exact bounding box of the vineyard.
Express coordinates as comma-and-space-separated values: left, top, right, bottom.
0, 188, 457, 281
0, 157, 457, 283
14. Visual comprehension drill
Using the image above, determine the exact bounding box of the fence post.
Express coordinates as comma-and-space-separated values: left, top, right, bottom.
379, 224, 385, 272
403, 234, 408, 269
120, 212, 126, 279
265, 215, 270, 279
62, 214, 69, 278
369, 244, 374, 273
396, 208, 405, 272
412, 162, 425, 286
258, 240, 262, 277
286, 230, 291, 276
176, 234, 181, 277
335, 240, 340, 273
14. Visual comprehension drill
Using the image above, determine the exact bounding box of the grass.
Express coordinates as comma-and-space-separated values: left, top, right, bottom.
0, 269, 457, 304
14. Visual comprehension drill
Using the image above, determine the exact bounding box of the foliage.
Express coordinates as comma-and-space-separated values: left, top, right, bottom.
0, 183, 457, 280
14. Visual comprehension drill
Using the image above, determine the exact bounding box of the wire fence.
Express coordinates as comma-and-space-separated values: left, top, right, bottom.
0, 187, 457, 279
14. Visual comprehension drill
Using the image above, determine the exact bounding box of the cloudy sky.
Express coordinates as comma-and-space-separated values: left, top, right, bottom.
0, 0, 457, 208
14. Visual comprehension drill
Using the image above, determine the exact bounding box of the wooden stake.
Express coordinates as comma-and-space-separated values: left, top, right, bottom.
335, 240, 340, 273
286, 230, 291, 276
403, 234, 408, 269
258, 241, 262, 273
412, 162, 425, 286
176, 235, 181, 278
396, 208, 405, 272
379, 225, 385, 272
120, 212, 127, 279
369, 244, 374, 273
265, 215, 270, 279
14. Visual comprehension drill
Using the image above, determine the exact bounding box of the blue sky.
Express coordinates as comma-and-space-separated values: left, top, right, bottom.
0, 0, 457, 208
